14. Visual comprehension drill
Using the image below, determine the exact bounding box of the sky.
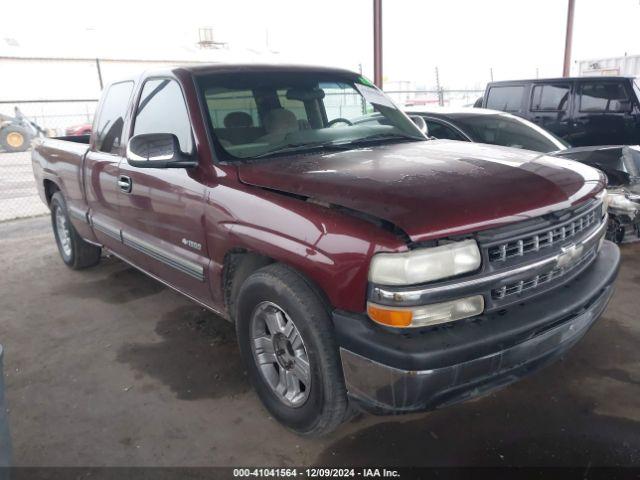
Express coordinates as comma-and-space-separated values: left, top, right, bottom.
2, 0, 640, 90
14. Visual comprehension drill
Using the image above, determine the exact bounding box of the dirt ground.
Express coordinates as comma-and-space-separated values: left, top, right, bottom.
0, 215, 639, 467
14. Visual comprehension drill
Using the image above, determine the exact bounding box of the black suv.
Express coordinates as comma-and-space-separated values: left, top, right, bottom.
479, 77, 640, 146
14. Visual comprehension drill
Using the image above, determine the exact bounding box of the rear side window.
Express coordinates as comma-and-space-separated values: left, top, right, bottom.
95, 81, 134, 154
531, 84, 570, 111
579, 82, 630, 112
486, 86, 524, 112
133, 79, 193, 153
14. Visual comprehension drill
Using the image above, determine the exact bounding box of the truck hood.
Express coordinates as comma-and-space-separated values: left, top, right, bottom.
237, 140, 605, 242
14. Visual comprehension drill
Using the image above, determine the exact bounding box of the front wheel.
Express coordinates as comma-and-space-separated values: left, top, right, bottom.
235, 263, 348, 436
51, 192, 101, 269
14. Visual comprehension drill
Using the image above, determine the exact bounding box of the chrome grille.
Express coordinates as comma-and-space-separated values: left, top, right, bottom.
492, 247, 596, 299
488, 204, 599, 262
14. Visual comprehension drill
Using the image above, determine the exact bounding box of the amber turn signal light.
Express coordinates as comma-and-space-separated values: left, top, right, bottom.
367, 303, 413, 327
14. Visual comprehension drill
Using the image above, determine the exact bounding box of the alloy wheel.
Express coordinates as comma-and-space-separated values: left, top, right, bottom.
249, 301, 311, 407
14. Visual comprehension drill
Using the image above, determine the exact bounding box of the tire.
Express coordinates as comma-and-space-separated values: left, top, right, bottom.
235, 263, 348, 436
0, 125, 32, 152
50, 192, 101, 269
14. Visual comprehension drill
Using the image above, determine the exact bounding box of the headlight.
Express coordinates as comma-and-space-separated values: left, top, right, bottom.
369, 239, 481, 286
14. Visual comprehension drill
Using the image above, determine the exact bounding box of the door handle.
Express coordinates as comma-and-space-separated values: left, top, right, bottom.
118, 175, 132, 193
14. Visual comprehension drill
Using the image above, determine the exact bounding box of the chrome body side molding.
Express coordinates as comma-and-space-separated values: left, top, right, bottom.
90, 216, 122, 242
121, 232, 205, 282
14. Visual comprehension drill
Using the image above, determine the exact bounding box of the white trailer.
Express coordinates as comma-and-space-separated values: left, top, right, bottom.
576, 54, 640, 79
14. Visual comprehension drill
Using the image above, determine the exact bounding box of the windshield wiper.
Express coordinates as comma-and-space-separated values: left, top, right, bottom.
253, 134, 424, 159
344, 133, 425, 146
253, 141, 355, 158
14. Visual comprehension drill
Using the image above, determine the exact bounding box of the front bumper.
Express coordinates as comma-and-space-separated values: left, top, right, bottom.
334, 240, 620, 414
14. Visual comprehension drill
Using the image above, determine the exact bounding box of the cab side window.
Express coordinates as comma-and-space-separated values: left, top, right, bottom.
486, 86, 524, 112
531, 84, 570, 111
579, 82, 630, 113
95, 81, 134, 154
133, 79, 194, 153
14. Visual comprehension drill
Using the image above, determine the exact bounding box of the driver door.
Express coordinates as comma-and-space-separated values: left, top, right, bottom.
118, 78, 211, 304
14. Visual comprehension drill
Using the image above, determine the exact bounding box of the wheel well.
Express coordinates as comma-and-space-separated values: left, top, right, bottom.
222, 250, 332, 322
43, 180, 59, 206
223, 250, 275, 321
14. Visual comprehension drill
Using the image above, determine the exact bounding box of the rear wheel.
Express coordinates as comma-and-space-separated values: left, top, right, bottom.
0, 125, 32, 152
51, 192, 101, 269
235, 263, 348, 436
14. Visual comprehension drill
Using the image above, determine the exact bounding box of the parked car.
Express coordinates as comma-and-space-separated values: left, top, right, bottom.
553, 145, 640, 243
380, 108, 636, 244
478, 76, 640, 146
32, 64, 619, 435
65, 123, 92, 137
357, 107, 569, 153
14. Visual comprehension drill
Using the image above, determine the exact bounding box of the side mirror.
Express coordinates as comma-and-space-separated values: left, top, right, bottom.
126, 133, 197, 169
409, 115, 429, 136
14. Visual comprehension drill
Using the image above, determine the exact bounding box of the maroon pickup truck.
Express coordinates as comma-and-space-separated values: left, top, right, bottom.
32, 64, 620, 436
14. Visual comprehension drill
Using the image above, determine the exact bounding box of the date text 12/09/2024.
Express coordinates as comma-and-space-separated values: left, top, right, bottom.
233, 468, 400, 478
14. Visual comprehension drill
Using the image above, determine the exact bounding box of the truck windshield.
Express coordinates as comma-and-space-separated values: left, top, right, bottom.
197, 71, 425, 160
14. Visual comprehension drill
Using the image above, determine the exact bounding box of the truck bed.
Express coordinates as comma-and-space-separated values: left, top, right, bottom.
31, 136, 91, 216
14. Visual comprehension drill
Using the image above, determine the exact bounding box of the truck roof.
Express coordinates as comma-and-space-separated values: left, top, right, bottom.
488, 76, 636, 85
181, 62, 359, 77
104, 63, 362, 89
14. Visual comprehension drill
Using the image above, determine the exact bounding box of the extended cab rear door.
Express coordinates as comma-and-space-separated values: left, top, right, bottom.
85, 81, 134, 252
117, 77, 211, 304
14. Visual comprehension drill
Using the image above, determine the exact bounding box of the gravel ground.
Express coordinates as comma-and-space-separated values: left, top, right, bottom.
0, 216, 638, 467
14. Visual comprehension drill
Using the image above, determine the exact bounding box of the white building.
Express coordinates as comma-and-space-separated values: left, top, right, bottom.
0, 34, 277, 132
576, 54, 640, 80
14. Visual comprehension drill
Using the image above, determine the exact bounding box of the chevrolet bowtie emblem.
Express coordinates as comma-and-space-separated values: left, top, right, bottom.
557, 242, 584, 269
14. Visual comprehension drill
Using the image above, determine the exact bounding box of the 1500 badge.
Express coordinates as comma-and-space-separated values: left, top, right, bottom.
181, 238, 202, 251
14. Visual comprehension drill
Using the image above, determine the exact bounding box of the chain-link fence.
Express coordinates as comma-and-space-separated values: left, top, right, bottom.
0, 99, 99, 221
0, 151, 48, 221
0, 89, 485, 222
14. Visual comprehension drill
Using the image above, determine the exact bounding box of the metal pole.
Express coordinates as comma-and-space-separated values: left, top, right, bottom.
95, 58, 104, 90
435, 67, 444, 106
373, 0, 383, 88
96, 58, 104, 90
562, 0, 575, 77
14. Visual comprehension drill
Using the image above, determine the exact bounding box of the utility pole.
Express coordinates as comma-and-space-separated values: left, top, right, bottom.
95, 58, 103, 90
373, 0, 383, 88
563, 0, 576, 77
490, 67, 494, 82
435, 67, 443, 106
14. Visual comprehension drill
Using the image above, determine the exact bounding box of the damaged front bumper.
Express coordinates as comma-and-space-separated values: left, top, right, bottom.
333, 241, 620, 414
